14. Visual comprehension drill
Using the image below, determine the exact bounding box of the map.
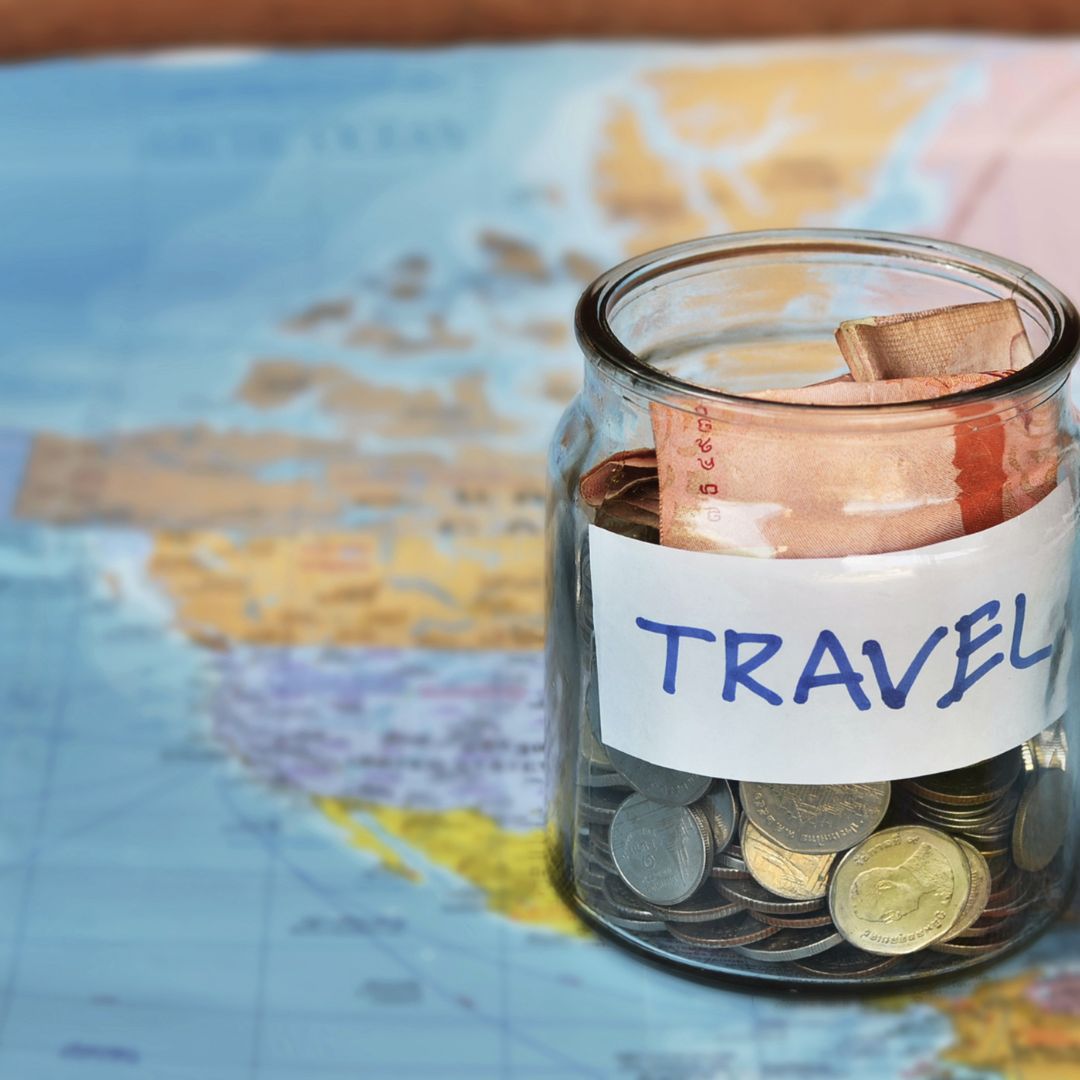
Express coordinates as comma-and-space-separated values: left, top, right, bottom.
1, 36, 1080, 1079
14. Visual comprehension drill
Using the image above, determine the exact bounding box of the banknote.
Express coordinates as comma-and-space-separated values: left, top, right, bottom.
836, 299, 1034, 381
835, 299, 1056, 528
649, 371, 1034, 556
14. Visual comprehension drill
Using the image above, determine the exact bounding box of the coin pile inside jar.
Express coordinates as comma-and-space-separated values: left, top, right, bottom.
574, 713, 1070, 977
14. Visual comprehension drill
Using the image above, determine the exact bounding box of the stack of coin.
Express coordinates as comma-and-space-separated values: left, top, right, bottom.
897, 750, 1022, 883
573, 727, 1071, 979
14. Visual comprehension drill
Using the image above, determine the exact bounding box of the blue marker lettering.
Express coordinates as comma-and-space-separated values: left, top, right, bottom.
862, 626, 948, 710
635, 617, 717, 695
1010, 592, 1053, 670
794, 630, 871, 711
723, 632, 783, 706
937, 599, 1003, 709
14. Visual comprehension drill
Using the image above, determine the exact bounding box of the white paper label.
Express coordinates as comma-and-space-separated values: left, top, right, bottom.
589, 484, 1076, 783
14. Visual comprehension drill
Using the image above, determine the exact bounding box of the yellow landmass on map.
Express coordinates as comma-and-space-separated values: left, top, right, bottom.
595, 53, 956, 254
929, 971, 1080, 1078
149, 527, 543, 650
318, 797, 582, 936
316, 796, 420, 882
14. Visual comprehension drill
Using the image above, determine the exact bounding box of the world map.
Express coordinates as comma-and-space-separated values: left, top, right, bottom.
2, 37, 1080, 1078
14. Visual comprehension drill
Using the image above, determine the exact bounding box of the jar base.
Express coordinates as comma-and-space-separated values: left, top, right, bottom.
546, 834, 1074, 994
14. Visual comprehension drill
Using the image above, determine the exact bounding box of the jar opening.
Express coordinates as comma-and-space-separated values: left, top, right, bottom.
575, 229, 1080, 427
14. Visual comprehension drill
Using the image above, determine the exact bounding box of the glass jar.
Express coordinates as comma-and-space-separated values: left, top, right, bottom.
545, 229, 1080, 987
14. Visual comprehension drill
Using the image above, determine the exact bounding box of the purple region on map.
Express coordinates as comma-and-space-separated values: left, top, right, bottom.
211, 646, 545, 829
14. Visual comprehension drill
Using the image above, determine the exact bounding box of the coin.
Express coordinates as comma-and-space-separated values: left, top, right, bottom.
663, 895, 747, 924
667, 914, 780, 949
751, 909, 835, 929
602, 874, 744, 924
742, 822, 835, 901
735, 927, 843, 963
709, 864, 752, 881
579, 789, 624, 825
1025, 718, 1068, 772
577, 867, 607, 892
1013, 770, 1070, 872
740, 781, 891, 854
905, 749, 1022, 807
964, 839, 1010, 860
605, 914, 668, 933
829, 826, 972, 955
601, 874, 665, 920
938, 840, 991, 943
579, 723, 611, 771
578, 766, 632, 789
794, 944, 901, 978
986, 872, 1027, 904
605, 746, 712, 806
929, 936, 1013, 956
581, 846, 618, 879
949, 911, 1027, 940
591, 838, 615, 866
716, 877, 826, 915
903, 790, 1018, 833
719, 848, 748, 871
610, 793, 712, 906
698, 781, 738, 854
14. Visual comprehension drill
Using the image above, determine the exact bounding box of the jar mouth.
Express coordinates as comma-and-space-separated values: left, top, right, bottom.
575, 228, 1080, 422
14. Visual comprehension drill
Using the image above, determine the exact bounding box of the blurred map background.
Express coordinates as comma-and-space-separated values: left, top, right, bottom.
2, 37, 1080, 1078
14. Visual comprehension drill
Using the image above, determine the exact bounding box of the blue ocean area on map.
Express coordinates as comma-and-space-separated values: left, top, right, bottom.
1, 37, 1080, 1079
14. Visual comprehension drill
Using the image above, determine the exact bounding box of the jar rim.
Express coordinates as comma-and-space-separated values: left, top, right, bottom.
574, 228, 1080, 417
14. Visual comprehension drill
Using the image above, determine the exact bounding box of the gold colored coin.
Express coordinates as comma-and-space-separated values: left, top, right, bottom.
740, 781, 890, 854
742, 821, 835, 901
938, 840, 991, 943
829, 826, 972, 956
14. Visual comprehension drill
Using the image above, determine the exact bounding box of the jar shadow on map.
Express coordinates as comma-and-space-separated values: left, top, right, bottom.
545, 228, 1080, 991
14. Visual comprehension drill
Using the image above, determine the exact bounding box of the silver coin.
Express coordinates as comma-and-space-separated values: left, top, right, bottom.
579, 789, 624, 825
716, 876, 826, 915
710, 864, 752, 881
610, 793, 712, 906
606, 746, 712, 807
576, 867, 607, 892
602, 874, 662, 920
698, 781, 738, 854
1025, 718, 1068, 773
663, 895, 746, 924
794, 944, 901, 978
591, 832, 614, 857
750, 908, 835, 929
579, 768, 632, 789
1013, 769, 1071, 871
735, 927, 843, 963
667, 913, 779, 949
581, 844, 618, 878
602, 874, 745, 923
605, 913, 667, 933
741, 781, 891, 854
